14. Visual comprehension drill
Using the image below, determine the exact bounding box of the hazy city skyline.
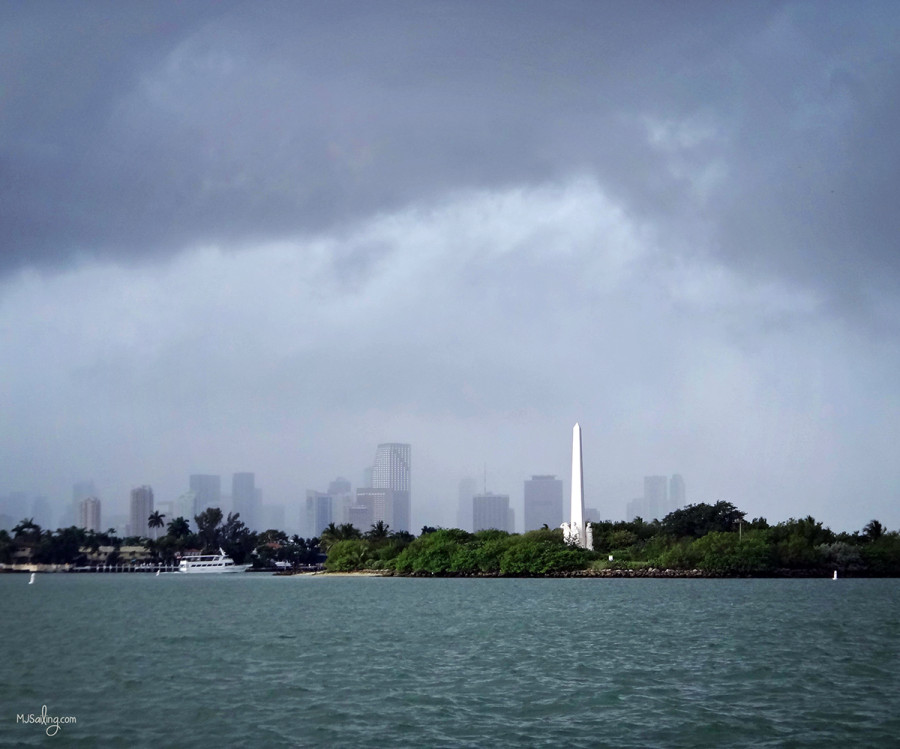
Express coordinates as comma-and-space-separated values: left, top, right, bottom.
3, 2, 900, 534
2, 459, 691, 537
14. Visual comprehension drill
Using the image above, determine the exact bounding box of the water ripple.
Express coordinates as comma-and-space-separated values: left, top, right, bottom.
2, 576, 899, 747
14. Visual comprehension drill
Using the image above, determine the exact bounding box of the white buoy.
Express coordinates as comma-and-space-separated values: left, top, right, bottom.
156, 569, 160, 576
833, 570, 838, 580
28, 572, 35, 584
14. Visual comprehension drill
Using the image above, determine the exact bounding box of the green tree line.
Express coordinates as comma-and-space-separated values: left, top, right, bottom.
1, 508, 322, 569
3, 501, 899, 576
323, 502, 900, 576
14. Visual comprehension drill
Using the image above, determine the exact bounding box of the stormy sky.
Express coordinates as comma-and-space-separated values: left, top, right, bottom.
2, 0, 899, 533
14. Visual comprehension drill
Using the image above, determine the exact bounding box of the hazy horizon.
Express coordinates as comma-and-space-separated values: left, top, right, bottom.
3, 2, 899, 535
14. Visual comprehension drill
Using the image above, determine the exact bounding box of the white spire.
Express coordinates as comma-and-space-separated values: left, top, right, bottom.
571, 423, 584, 529
562, 423, 592, 549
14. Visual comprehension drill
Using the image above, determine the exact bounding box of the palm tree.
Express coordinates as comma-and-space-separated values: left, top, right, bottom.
390, 530, 415, 545
85, 529, 101, 554
12, 518, 42, 545
166, 517, 191, 539
320, 523, 341, 552
148, 511, 166, 540
366, 521, 391, 544
320, 522, 361, 551
863, 519, 884, 542
194, 508, 223, 552
0, 529, 14, 564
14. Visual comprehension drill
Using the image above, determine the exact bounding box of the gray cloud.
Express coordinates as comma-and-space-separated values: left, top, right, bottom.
4, 2, 898, 317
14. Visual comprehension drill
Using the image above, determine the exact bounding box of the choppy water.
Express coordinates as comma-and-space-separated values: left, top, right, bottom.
2, 574, 899, 747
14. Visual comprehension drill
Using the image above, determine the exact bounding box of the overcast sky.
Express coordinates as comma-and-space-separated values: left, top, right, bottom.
2, 0, 899, 533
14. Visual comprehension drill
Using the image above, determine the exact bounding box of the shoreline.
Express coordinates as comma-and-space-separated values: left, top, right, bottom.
3, 566, 887, 579
284, 568, 885, 579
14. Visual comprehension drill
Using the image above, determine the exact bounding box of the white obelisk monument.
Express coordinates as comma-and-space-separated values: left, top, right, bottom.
562, 423, 593, 549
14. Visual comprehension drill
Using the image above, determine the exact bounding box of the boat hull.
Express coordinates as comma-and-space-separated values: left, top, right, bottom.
177, 564, 250, 574
177, 550, 249, 574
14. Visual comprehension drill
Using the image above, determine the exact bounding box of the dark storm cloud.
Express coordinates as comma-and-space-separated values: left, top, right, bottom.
4, 0, 899, 321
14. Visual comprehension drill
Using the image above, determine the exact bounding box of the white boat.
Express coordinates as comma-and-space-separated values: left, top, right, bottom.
178, 548, 249, 574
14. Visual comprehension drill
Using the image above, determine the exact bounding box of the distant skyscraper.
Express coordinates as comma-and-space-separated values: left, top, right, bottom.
644, 476, 668, 520
626, 497, 644, 521
69, 480, 97, 528
524, 475, 563, 531
305, 491, 334, 537
371, 443, 410, 532
329, 477, 351, 495
355, 488, 394, 530
79, 497, 101, 532
669, 474, 686, 511
156, 501, 174, 531
348, 503, 373, 530
627, 474, 683, 520
129, 486, 154, 538
175, 491, 197, 528
473, 493, 511, 532
326, 477, 354, 527
232, 472, 258, 530
189, 475, 221, 517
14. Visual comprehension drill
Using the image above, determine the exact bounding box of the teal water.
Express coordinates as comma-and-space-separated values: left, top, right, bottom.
2, 575, 899, 747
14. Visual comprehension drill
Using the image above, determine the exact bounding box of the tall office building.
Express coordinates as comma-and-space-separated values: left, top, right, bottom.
67, 480, 97, 528
370, 443, 410, 532
348, 503, 372, 530
174, 491, 197, 528
189, 475, 221, 517
305, 491, 334, 537
328, 477, 352, 495
644, 476, 668, 520
355, 488, 394, 530
327, 477, 354, 526
129, 486, 154, 538
627, 474, 684, 521
232, 472, 258, 530
669, 474, 686, 511
524, 475, 563, 531
79, 497, 101, 532
472, 493, 512, 532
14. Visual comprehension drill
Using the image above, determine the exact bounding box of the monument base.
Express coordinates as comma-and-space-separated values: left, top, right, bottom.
561, 521, 593, 550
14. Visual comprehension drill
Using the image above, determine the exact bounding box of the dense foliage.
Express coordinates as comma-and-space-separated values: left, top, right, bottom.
322, 503, 900, 577
4, 502, 900, 576
2, 510, 322, 569
386, 528, 586, 575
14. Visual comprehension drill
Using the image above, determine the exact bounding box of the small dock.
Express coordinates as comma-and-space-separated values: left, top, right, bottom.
68, 564, 180, 573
